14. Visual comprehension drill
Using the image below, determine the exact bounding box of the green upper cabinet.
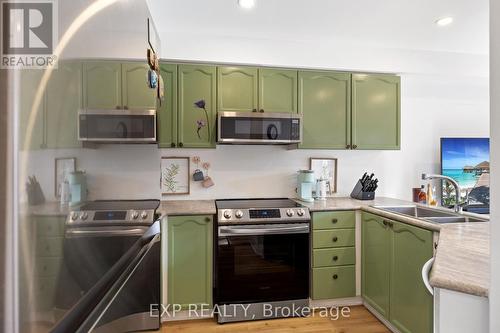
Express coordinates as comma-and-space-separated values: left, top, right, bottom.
258, 68, 298, 113
361, 213, 391, 318
158, 63, 178, 148
178, 64, 216, 148
217, 66, 258, 112
45, 61, 82, 149
121, 62, 157, 110
19, 70, 45, 150
83, 61, 122, 109
167, 215, 213, 309
352, 74, 400, 150
298, 71, 351, 149
390, 220, 433, 333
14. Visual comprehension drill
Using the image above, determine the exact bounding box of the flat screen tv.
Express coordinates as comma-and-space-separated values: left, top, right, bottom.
440, 137, 490, 213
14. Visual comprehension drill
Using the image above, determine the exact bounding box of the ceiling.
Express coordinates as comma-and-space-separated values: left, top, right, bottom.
146, 0, 489, 55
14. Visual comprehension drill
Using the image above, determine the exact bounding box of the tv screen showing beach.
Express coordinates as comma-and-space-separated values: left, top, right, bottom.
441, 137, 490, 207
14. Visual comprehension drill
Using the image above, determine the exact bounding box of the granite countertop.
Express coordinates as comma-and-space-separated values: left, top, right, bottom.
158, 200, 216, 216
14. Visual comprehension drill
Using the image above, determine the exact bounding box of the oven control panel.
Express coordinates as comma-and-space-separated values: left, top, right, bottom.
218, 207, 310, 224
67, 209, 156, 225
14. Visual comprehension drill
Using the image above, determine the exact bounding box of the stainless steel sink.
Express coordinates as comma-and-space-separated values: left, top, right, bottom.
423, 216, 487, 224
374, 205, 457, 218
372, 205, 488, 224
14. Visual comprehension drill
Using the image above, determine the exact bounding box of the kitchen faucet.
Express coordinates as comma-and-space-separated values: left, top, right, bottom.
421, 173, 462, 213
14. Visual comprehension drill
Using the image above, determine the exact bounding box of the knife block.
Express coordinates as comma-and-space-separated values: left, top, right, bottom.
350, 180, 376, 200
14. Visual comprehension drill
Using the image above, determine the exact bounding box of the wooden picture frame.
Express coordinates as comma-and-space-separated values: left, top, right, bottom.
161, 157, 190, 195
309, 157, 338, 195
55, 157, 76, 198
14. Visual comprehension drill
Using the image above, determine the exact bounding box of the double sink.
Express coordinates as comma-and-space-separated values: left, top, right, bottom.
372, 205, 488, 224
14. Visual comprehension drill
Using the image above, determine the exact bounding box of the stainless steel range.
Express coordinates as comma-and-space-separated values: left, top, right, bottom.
214, 198, 310, 323
53, 200, 161, 333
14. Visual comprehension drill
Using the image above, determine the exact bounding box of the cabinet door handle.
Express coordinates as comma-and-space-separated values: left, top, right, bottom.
333, 256, 338, 261
383, 220, 393, 228
252, 108, 257, 112
171, 142, 176, 148
332, 274, 338, 280
116, 105, 121, 109
352, 144, 358, 149
346, 144, 351, 149
124, 105, 129, 110
179, 142, 183, 148
205, 217, 211, 222
332, 236, 338, 242
259, 109, 264, 113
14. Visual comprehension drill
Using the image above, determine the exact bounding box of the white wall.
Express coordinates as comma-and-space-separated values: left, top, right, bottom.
490, 0, 499, 330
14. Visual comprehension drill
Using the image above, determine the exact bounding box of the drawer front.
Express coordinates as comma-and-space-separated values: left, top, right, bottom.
36, 217, 64, 237
36, 237, 63, 257
35, 257, 63, 277
313, 229, 355, 249
312, 266, 356, 299
34, 276, 57, 311
313, 247, 355, 267
312, 211, 355, 230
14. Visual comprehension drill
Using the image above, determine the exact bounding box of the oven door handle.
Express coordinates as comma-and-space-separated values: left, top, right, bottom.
218, 223, 309, 236
65, 227, 149, 238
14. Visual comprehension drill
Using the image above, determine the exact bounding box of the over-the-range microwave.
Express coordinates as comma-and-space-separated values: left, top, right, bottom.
217, 111, 302, 145
78, 109, 157, 143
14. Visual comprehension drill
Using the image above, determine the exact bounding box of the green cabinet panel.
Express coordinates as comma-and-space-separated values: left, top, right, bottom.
19, 70, 45, 150
45, 61, 82, 149
312, 210, 355, 230
178, 64, 216, 148
158, 63, 178, 148
312, 266, 355, 299
217, 66, 258, 112
83, 61, 122, 109
390, 220, 433, 333
313, 229, 355, 249
352, 74, 400, 150
313, 247, 355, 267
298, 71, 351, 149
121, 62, 157, 109
167, 215, 213, 309
258, 68, 298, 113
361, 212, 391, 318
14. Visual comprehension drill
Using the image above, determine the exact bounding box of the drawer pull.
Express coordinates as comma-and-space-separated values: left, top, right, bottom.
333, 274, 338, 280
333, 256, 338, 261
332, 218, 338, 224
332, 236, 338, 242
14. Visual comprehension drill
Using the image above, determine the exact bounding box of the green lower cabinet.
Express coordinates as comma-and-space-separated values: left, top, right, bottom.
361, 213, 391, 317
313, 229, 355, 248
312, 266, 355, 299
313, 247, 355, 267
312, 210, 355, 230
298, 71, 351, 149
19, 70, 45, 150
178, 64, 216, 148
361, 213, 433, 333
390, 220, 433, 333
352, 74, 401, 150
158, 63, 178, 148
167, 215, 213, 309
258, 68, 298, 113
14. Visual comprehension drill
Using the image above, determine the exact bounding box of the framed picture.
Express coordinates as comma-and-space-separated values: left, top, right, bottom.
310, 158, 338, 195
161, 157, 190, 195
55, 157, 76, 197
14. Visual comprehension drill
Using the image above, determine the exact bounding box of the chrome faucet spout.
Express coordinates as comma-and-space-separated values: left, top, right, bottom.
421, 173, 462, 213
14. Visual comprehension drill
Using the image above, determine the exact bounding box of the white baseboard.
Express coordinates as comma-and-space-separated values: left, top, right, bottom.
161, 310, 213, 322
309, 296, 363, 308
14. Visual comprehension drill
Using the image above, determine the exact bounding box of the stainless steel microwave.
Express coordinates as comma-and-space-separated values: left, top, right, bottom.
78, 109, 156, 143
217, 112, 302, 145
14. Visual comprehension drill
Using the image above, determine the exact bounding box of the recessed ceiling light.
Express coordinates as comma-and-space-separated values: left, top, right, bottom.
436, 17, 454, 26
238, 0, 255, 9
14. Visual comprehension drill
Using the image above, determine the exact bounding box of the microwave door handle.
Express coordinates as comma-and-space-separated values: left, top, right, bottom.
219, 224, 309, 236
